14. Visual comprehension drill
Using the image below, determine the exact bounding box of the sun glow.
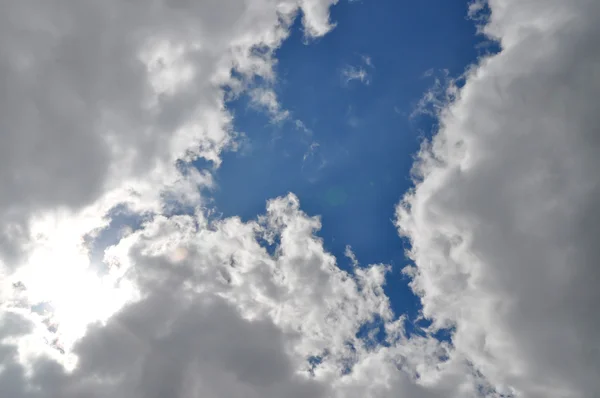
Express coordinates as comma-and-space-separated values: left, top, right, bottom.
9, 212, 139, 354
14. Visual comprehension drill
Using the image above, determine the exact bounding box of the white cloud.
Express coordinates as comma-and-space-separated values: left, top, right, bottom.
397, 0, 600, 396
3, 0, 599, 397
344, 245, 359, 267
0, 2, 451, 396
249, 88, 291, 123
410, 69, 459, 120
0, 0, 365, 394
0, 194, 462, 397
0, 0, 340, 347
342, 67, 369, 85
0, 0, 340, 272
341, 55, 374, 86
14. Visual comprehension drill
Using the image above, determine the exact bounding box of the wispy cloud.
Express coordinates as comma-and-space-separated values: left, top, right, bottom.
249, 87, 291, 123
341, 54, 374, 86
344, 245, 359, 267
409, 68, 459, 119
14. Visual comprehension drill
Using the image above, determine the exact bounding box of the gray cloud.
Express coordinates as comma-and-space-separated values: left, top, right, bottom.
398, 0, 600, 396
0, 194, 452, 398
69, 295, 324, 398
0, 296, 326, 398
0, 0, 339, 269
5, 0, 599, 397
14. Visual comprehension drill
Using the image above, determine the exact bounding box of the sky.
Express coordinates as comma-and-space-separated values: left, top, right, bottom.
0, 1, 599, 398
211, 0, 490, 321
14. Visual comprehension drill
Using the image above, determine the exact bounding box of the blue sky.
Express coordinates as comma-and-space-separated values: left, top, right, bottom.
205, 0, 486, 322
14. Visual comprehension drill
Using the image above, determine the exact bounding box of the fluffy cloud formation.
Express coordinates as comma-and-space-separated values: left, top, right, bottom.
1, 194, 466, 397
3, 0, 600, 397
398, 0, 600, 396
0, 1, 458, 396
0, 0, 339, 270
0, 0, 341, 369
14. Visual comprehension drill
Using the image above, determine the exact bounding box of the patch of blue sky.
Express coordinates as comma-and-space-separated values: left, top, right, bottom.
85, 204, 150, 274
207, 0, 490, 337
87, 0, 493, 342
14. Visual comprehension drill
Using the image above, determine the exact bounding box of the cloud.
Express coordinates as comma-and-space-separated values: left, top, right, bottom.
0, 0, 341, 364
410, 69, 459, 120
0, 0, 340, 271
301, 142, 327, 183
0, 194, 462, 397
4, 0, 600, 397
249, 88, 291, 123
344, 245, 359, 267
397, 0, 600, 396
341, 55, 373, 86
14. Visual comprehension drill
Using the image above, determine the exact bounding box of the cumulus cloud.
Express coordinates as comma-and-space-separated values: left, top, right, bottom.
1, 194, 463, 397
0, 2, 453, 396
0, 0, 341, 361
0, 0, 340, 271
3, 0, 599, 397
397, 0, 600, 396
